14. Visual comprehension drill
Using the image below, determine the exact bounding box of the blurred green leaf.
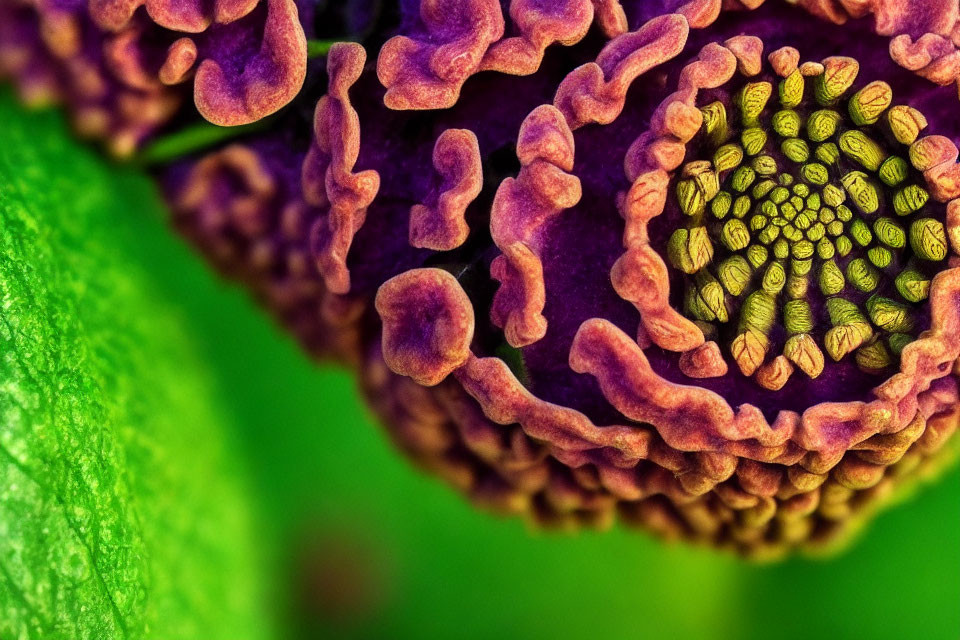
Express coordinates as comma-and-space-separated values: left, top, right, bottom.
0, 90, 273, 640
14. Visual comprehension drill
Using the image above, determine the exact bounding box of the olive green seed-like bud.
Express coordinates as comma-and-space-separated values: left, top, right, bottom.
792, 239, 815, 260
686, 285, 714, 322
753, 155, 778, 176
738, 82, 773, 126
769, 186, 790, 204
750, 214, 768, 232
783, 224, 803, 241
718, 255, 753, 295
772, 216, 789, 227
840, 171, 879, 214
789, 195, 804, 211
757, 225, 781, 246
784, 299, 814, 334
684, 160, 720, 199
760, 200, 778, 218
731, 166, 756, 192
722, 219, 751, 251
835, 235, 853, 256
868, 246, 893, 269
822, 184, 845, 207
773, 110, 801, 137
731, 330, 770, 377
752, 179, 776, 199
762, 261, 787, 294
895, 268, 930, 303
836, 204, 853, 222
747, 244, 769, 268
801, 163, 829, 185
807, 222, 826, 242
849, 218, 872, 246
826, 220, 844, 237
677, 179, 705, 216
816, 58, 859, 105
827, 296, 866, 325
847, 257, 881, 292
856, 340, 892, 374
786, 273, 809, 298
794, 213, 812, 231
742, 127, 768, 155
848, 80, 892, 126
826, 325, 869, 362
815, 142, 840, 165
887, 105, 928, 145
825, 297, 873, 361
807, 110, 842, 141
839, 130, 888, 171
740, 290, 777, 334
733, 194, 752, 218
910, 218, 948, 261
866, 295, 915, 333
791, 258, 813, 277
817, 236, 836, 259
819, 207, 836, 224
873, 217, 906, 248
781, 202, 798, 220
682, 159, 710, 175
888, 332, 913, 356
778, 173, 794, 186
695, 272, 729, 323
700, 101, 728, 147
784, 334, 825, 378
714, 144, 744, 172
712, 191, 732, 218
878, 156, 909, 187
893, 184, 929, 216
819, 259, 846, 295
807, 193, 822, 210
698, 171, 720, 201
782, 138, 810, 163
667, 227, 714, 273
792, 183, 810, 197
780, 70, 805, 108
698, 291, 728, 324
774, 238, 790, 260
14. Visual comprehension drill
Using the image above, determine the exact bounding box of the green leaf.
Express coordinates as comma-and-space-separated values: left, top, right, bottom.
0, 90, 273, 639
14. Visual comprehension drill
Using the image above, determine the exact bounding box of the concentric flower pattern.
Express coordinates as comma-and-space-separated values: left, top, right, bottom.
650, 50, 949, 392
6, 0, 960, 556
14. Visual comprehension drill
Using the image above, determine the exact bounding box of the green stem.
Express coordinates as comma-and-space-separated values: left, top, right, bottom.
307, 39, 340, 58
135, 117, 275, 166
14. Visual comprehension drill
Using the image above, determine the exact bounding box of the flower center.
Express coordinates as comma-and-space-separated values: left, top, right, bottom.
665, 59, 948, 389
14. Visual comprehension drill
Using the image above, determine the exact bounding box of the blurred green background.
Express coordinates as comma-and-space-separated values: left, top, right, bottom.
10, 96, 960, 640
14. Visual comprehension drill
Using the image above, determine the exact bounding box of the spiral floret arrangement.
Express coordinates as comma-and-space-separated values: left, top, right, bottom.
6, 0, 960, 557
664, 55, 948, 390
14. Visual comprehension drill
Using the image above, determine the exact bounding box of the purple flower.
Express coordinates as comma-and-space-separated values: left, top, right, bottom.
15, 0, 960, 555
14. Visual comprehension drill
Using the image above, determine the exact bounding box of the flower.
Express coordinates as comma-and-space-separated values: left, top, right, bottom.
169, 0, 960, 556
14, 0, 960, 556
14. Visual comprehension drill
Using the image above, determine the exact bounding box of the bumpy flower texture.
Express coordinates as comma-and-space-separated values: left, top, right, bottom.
9, 0, 960, 557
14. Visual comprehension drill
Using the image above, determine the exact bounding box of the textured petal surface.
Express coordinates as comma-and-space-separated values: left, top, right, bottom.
141, 0, 960, 555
